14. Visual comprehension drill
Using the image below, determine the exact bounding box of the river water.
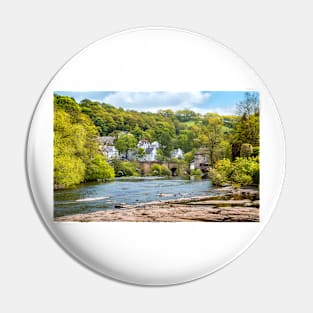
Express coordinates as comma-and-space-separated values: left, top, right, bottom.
54, 177, 214, 217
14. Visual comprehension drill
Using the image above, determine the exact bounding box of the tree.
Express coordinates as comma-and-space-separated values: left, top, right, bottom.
233, 92, 260, 150
214, 140, 232, 161
184, 150, 195, 165
54, 155, 85, 188
136, 147, 146, 160
235, 115, 260, 147
54, 95, 115, 188
54, 108, 87, 187
132, 124, 144, 140
206, 115, 223, 165
175, 109, 197, 122
152, 122, 175, 157
177, 129, 194, 152
84, 154, 115, 181
115, 133, 137, 158
236, 92, 259, 117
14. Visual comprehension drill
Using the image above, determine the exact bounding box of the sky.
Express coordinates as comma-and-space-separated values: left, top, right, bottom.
54, 91, 258, 115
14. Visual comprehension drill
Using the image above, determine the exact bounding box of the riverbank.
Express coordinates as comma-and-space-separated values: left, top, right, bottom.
55, 187, 259, 222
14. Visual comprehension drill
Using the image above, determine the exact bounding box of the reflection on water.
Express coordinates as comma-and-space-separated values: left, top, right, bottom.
54, 177, 214, 217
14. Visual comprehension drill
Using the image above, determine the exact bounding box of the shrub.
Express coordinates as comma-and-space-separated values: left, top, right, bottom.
231, 157, 259, 186
190, 169, 202, 179
209, 159, 233, 185
191, 169, 202, 176
85, 154, 115, 181
161, 165, 171, 176
209, 169, 227, 186
231, 171, 253, 186
209, 159, 233, 186
150, 164, 162, 176
111, 159, 139, 177
209, 157, 259, 187
122, 162, 140, 176
215, 159, 232, 176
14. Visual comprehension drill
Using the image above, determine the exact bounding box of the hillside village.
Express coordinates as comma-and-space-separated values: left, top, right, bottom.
98, 135, 184, 162
97, 134, 212, 177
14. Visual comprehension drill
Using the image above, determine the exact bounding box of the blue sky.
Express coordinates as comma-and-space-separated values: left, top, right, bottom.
54, 91, 258, 115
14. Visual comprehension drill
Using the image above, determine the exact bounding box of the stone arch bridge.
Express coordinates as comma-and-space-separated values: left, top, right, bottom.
137, 161, 180, 176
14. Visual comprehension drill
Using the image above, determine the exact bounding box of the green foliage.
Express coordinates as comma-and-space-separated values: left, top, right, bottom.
209, 159, 232, 186
136, 147, 146, 160
54, 95, 114, 188
161, 165, 171, 176
85, 154, 115, 181
177, 129, 194, 152
156, 149, 165, 162
115, 133, 137, 157
150, 164, 171, 176
209, 157, 259, 187
205, 114, 224, 165
132, 124, 145, 140
214, 140, 232, 161
111, 159, 139, 177
190, 169, 202, 179
232, 157, 259, 186
54, 155, 85, 188
232, 93, 260, 153
184, 150, 195, 164
240, 143, 253, 158
175, 109, 197, 122
153, 122, 176, 157
150, 164, 162, 176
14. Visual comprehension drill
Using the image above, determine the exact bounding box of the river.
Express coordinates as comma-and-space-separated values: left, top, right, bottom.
54, 177, 215, 217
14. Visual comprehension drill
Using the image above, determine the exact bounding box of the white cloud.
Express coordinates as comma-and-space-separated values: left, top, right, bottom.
208, 105, 237, 116
102, 92, 211, 113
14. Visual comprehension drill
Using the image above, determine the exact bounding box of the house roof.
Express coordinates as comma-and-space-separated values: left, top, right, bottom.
99, 136, 115, 145
104, 145, 115, 152
145, 147, 154, 154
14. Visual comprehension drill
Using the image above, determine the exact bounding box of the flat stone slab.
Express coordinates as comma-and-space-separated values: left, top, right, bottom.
187, 199, 251, 206
55, 204, 259, 222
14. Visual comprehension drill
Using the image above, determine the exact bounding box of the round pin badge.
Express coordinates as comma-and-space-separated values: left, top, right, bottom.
27, 27, 285, 285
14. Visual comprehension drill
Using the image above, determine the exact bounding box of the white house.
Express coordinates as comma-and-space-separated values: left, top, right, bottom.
137, 140, 150, 150
171, 148, 184, 160
131, 140, 160, 162
103, 145, 119, 160
151, 141, 160, 149
145, 146, 158, 162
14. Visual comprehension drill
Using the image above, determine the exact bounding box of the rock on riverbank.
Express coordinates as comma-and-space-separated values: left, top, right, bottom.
55, 187, 259, 222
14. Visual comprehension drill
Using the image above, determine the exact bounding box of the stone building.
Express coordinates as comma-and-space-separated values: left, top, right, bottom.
193, 148, 209, 169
